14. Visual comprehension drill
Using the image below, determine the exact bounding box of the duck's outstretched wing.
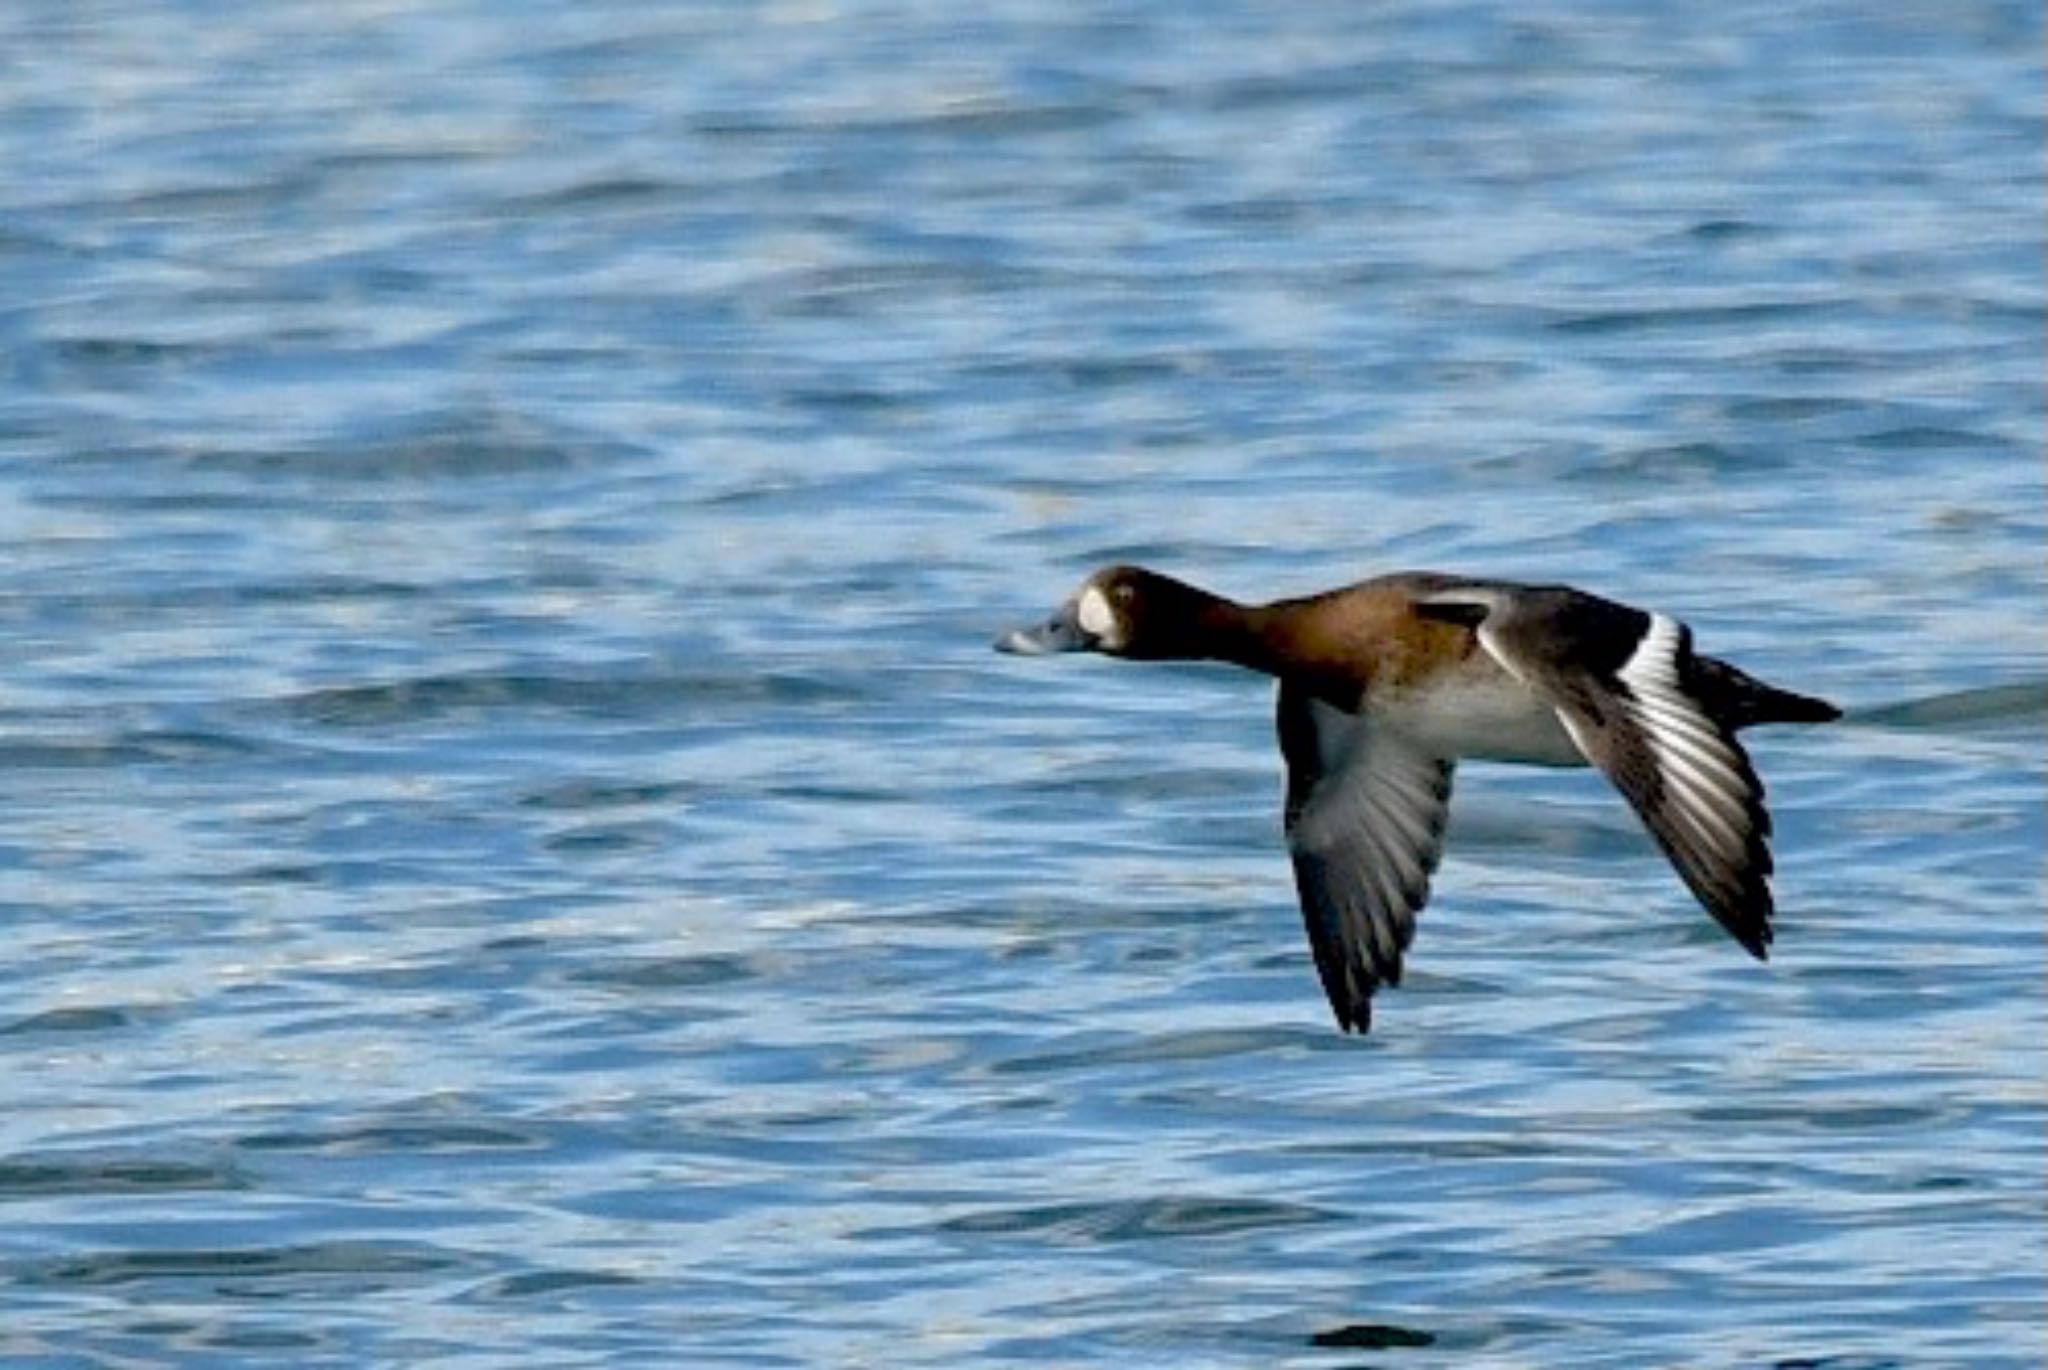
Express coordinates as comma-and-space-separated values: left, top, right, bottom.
1278, 683, 1456, 1033
1417, 587, 1775, 957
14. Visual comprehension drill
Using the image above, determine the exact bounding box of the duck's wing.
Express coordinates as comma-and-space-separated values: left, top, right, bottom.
1417, 586, 1775, 957
1277, 683, 1456, 1033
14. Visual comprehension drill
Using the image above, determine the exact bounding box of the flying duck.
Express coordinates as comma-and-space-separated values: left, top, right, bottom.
996, 565, 1839, 1033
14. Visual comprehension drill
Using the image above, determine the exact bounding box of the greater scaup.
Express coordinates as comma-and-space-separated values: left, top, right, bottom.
997, 565, 1839, 1033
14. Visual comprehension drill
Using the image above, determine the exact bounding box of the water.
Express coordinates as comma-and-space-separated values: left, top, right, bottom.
0, 1, 2041, 1366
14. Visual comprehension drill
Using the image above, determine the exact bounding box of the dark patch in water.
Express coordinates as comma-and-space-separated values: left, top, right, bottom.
277, 667, 866, 726
0, 1155, 243, 1199
518, 779, 700, 812
0, 729, 269, 770
21, 1242, 467, 1289
936, 1195, 1340, 1243
235, 1121, 547, 1156
1548, 299, 1836, 334
1311, 1321, 1437, 1350
1853, 681, 2046, 730
189, 410, 644, 481
1, 1005, 143, 1035
475, 1268, 646, 1300
567, 953, 759, 991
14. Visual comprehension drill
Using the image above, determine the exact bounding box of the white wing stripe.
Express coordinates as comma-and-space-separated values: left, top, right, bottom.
1616, 613, 1763, 835
1630, 707, 1751, 834
1646, 733, 1738, 799
1664, 802, 1731, 864
1632, 703, 1734, 771
1618, 613, 1684, 686
1631, 715, 1749, 826
1631, 693, 1726, 751
1668, 786, 1746, 854
1630, 690, 1747, 773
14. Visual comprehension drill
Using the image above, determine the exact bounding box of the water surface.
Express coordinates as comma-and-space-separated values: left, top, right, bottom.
0, 1, 2041, 1366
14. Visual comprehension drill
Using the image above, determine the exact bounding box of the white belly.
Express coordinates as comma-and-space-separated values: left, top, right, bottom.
1381, 671, 1587, 767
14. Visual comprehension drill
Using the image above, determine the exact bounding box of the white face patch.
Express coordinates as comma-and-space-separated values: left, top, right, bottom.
1075, 585, 1118, 641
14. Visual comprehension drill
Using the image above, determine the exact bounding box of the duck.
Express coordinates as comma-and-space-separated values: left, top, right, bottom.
995, 565, 1839, 1033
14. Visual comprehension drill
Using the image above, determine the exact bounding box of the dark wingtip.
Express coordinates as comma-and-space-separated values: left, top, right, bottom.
1730, 914, 1774, 961
1333, 994, 1372, 1035
1743, 684, 1842, 727
1778, 693, 1843, 725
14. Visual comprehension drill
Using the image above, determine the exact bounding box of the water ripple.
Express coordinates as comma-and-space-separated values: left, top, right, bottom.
932, 1195, 1343, 1244
0, 1154, 244, 1200
0, 1, 2037, 1367
18, 1242, 472, 1292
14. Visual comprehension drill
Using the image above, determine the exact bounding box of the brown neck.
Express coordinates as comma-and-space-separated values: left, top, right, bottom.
1189, 597, 1366, 709
1186, 596, 1283, 674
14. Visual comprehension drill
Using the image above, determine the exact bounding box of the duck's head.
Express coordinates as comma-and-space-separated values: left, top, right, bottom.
995, 565, 1222, 660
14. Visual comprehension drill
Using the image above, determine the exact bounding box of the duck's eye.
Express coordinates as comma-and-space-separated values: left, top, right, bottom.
1111, 582, 1136, 605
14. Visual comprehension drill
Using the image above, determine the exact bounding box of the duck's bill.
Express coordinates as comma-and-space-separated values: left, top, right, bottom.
994, 602, 1088, 654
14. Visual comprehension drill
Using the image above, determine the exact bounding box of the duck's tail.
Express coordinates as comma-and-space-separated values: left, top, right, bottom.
1690, 654, 1841, 730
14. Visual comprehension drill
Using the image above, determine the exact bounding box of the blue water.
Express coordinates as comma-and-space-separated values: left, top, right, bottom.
0, 2, 2041, 1366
